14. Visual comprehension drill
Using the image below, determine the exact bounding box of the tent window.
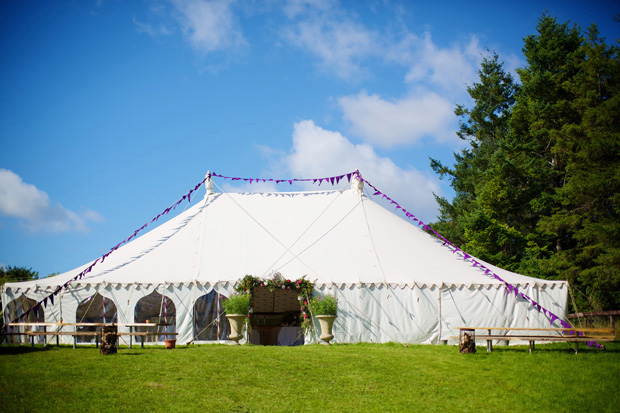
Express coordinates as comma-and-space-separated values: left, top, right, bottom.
193, 290, 229, 341
75, 293, 117, 343
3, 296, 44, 344
134, 291, 176, 342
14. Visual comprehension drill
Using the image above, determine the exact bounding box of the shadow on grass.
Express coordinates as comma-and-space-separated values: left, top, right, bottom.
0, 345, 56, 355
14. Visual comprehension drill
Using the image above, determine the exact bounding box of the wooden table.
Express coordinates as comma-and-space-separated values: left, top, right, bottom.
453, 326, 615, 353
7, 322, 177, 349
122, 323, 175, 349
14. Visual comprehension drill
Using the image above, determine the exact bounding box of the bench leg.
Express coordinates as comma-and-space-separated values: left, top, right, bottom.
529, 340, 535, 353
141, 335, 144, 349
31, 335, 34, 348
487, 340, 492, 352
73, 336, 76, 349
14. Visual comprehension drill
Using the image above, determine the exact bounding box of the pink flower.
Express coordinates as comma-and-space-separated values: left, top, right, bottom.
304, 301, 308, 305
260, 284, 264, 287
303, 313, 307, 319
287, 279, 291, 283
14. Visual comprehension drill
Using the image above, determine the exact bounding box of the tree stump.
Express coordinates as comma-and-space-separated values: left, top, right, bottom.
100, 325, 117, 355
459, 331, 476, 354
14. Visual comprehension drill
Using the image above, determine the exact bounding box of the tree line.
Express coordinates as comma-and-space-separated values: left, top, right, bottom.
430, 13, 620, 312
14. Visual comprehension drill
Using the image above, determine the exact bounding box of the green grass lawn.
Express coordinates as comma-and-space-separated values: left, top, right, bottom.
1, 342, 619, 412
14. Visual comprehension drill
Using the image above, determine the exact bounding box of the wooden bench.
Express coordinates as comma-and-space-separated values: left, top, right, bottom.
7, 323, 178, 349
452, 327, 615, 353
23, 331, 178, 349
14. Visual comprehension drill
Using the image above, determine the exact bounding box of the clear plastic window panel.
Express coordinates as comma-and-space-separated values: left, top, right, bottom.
193, 290, 230, 341
75, 293, 117, 343
134, 291, 176, 342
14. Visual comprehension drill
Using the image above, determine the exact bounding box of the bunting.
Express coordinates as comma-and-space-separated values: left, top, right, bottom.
7, 174, 210, 326
7, 169, 600, 348
356, 175, 603, 346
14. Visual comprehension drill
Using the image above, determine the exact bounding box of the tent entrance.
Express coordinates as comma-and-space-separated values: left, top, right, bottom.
249, 287, 303, 346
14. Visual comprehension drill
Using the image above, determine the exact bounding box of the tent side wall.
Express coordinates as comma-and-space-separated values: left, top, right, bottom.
3, 280, 568, 346
309, 282, 568, 345
1, 282, 236, 345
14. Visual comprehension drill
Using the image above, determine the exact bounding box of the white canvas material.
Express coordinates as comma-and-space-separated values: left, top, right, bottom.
1, 187, 568, 345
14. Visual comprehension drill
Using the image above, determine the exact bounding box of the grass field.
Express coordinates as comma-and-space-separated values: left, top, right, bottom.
1, 342, 619, 412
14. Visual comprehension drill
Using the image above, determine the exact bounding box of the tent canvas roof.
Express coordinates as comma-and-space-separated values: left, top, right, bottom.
4, 187, 564, 294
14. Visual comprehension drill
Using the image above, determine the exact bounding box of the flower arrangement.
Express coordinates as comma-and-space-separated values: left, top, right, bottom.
309, 294, 338, 316
235, 272, 314, 295
223, 292, 251, 315
234, 273, 316, 329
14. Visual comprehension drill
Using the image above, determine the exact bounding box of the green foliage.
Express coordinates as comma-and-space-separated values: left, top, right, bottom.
1, 344, 619, 411
235, 273, 314, 297
430, 13, 620, 311
223, 292, 251, 315
309, 294, 338, 316
0, 266, 39, 286
233, 273, 316, 328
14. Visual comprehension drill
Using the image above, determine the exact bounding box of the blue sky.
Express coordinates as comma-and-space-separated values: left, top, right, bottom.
1, 0, 618, 278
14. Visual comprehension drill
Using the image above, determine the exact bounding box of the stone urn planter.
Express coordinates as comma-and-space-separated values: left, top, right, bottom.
226, 314, 247, 345
316, 315, 337, 345
164, 338, 176, 349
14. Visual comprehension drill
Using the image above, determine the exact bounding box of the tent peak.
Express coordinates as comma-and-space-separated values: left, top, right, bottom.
351, 169, 363, 193
205, 171, 214, 195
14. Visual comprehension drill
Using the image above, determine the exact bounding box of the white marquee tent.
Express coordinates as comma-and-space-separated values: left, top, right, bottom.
1, 174, 568, 345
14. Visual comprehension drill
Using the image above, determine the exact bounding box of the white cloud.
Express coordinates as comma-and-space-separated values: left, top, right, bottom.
282, 12, 379, 79
133, 16, 173, 36
171, 0, 246, 54
0, 169, 103, 233
404, 33, 483, 93
338, 90, 455, 147
281, 120, 441, 222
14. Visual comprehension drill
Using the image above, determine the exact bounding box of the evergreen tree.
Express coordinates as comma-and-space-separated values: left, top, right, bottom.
531, 24, 620, 310
431, 53, 519, 268
431, 14, 620, 311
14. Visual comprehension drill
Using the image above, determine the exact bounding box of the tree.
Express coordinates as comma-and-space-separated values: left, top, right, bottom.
529, 24, 620, 311
431, 14, 620, 312
430, 52, 520, 268
508, 15, 620, 311
0, 265, 39, 286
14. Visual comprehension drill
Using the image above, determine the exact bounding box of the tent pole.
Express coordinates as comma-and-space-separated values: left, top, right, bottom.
438, 286, 442, 344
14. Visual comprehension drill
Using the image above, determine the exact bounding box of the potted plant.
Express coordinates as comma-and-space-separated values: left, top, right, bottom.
164, 338, 176, 349
223, 292, 251, 345
309, 295, 338, 345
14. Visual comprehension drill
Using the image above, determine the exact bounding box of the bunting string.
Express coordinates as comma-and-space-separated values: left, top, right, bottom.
358, 175, 601, 349
5, 169, 599, 348
210, 171, 355, 187
5, 175, 210, 328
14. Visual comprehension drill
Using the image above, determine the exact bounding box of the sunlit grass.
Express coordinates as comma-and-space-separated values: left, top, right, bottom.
1, 342, 619, 412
